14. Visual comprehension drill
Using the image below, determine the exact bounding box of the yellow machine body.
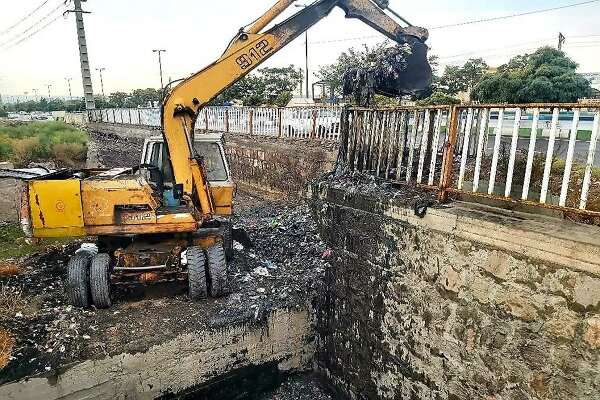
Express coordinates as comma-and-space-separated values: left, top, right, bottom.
21, 0, 428, 242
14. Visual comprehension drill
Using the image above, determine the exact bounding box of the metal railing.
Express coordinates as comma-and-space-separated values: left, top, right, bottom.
197, 106, 342, 140
339, 103, 600, 217
88, 106, 342, 140
341, 106, 453, 187
88, 108, 161, 127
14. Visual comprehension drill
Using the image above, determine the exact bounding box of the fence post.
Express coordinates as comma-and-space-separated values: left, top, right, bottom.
277, 108, 283, 138
204, 110, 209, 131
438, 105, 460, 203
225, 109, 230, 133
128, 108, 132, 125
112, 108, 116, 124
249, 109, 254, 135
310, 109, 318, 139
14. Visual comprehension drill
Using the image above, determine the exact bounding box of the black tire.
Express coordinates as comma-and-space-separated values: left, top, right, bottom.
90, 253, 112, 309
223, 222, 233, 261
187, 246, 208, 300
206, 244, 229, 297
67, 253, 92, 308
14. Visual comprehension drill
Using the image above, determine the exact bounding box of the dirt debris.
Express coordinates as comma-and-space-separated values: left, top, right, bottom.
0, 190, 330, 388
260, 373, 334, 400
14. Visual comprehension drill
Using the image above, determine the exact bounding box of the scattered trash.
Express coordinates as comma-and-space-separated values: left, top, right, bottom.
0, 191, 330, 383
253, 267, 271, 277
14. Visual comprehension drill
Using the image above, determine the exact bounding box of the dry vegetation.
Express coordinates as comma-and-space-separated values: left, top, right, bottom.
0, 329, 14, 370
0, 121, 87, 167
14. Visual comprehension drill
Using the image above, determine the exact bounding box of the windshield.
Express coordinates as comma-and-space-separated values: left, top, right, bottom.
194, 142, 228, 181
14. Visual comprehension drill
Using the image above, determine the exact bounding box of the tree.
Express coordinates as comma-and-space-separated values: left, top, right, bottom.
108, 92, 129, 108
472, 47, 592, 103
211, 65, 302, 107
438, 58, 488, 96
315, 42, 392, 99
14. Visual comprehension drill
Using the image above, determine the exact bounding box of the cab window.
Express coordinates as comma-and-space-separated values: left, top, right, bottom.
194, 142, 228, 181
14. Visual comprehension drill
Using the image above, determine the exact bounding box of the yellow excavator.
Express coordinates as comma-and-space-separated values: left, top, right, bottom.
10, 0, 431, 308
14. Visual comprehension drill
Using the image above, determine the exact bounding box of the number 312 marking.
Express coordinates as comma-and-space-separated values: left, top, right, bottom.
235, 40, 273, 70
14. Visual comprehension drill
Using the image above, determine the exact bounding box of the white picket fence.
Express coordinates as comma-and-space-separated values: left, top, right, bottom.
88, 106, 343, 141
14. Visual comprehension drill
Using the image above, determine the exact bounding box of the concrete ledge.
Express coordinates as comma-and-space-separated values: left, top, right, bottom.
315, 181, 600, 277
0, 309, 312, 400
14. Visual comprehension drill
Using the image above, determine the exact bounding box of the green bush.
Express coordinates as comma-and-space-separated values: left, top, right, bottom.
0, 121, 88, 167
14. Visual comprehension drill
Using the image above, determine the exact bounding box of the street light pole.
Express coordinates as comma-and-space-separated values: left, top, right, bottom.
65, 77, 73, 98
96, 67, 106, 96
295, 3, 310, 99
152, 49, 167, 91
47, 84, 52, 99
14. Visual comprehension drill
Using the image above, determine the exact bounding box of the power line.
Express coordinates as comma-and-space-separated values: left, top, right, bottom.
437, 38, 555, 61
0, 13, 65, 51
308, 0, 600, 45
430, 0, 600, 30
0, 0, 52, 36
0, 1, 68, 48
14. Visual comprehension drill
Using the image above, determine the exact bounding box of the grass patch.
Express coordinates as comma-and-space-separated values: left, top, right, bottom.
486, 128, 593, 140
0, 121, 88, 167
0, 222, 69, 261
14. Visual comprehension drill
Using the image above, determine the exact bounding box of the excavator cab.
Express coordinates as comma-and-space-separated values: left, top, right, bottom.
140, 133, 234, 216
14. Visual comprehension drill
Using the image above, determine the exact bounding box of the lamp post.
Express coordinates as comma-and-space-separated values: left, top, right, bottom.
65, 77, 73, 99
295, 3, 310, 99
152, 49, 167, 91
96, 67, 106, 96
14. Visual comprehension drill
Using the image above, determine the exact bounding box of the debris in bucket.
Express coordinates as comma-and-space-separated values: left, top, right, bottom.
343, 38, 432, 106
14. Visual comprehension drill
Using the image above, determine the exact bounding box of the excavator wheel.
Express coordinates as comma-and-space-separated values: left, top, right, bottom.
206, 244, 229, 297
90, 253, 112, 309
66, 252, 92, 308
187, 246, 208, 300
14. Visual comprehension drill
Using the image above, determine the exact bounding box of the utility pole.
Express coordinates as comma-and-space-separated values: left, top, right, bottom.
65, 78, 73, 98
295, 3, 310, 99
32, 89, 38, 101
47, 84, 52, 99
68, 0, 96, 110
558, 32, 566, 51
153, 49, 167, 91
96, 67, 106, 96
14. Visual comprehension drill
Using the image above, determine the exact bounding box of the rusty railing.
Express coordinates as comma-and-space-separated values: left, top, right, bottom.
340, 103, 600, 217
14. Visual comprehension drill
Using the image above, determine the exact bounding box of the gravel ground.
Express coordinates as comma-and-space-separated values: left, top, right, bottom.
0, 190, 332, 392
260, 373, 334, 400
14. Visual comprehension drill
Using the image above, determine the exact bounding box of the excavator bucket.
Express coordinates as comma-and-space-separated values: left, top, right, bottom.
343, 36, 432, 105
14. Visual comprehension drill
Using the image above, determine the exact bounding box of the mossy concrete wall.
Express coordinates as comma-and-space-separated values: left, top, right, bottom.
310, 178, 600, 400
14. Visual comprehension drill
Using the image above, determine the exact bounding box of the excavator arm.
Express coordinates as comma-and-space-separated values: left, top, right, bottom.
161, 0, 431, 215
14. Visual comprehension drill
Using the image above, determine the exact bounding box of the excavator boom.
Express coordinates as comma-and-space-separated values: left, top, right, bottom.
161, 0, 432, 214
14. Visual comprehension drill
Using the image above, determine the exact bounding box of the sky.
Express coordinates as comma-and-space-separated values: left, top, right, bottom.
0, 0, 599, 98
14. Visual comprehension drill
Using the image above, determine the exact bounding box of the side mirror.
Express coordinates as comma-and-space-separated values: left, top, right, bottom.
173, 183, 184, 199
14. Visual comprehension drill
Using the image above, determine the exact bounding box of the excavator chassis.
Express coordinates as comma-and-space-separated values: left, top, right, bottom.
67, 228, 229, 309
